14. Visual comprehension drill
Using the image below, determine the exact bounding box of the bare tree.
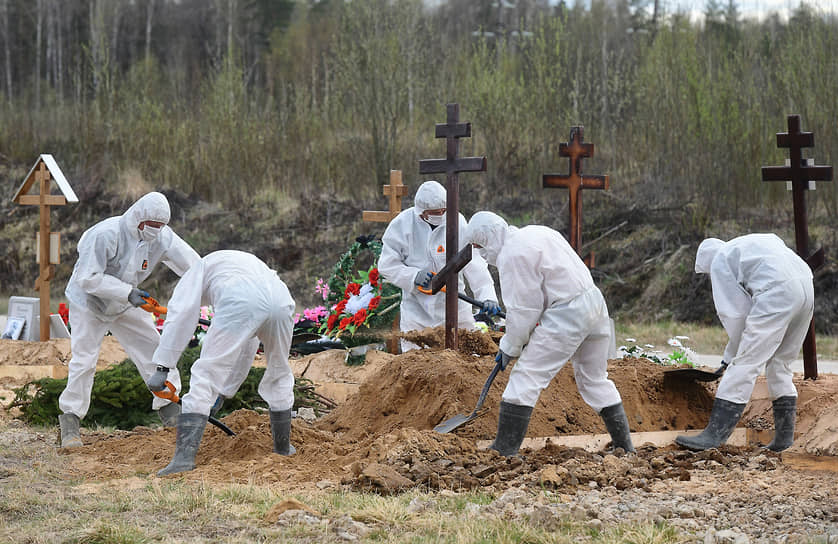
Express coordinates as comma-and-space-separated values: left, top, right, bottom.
1, 0, 11, 102
35, 0, 44, 108
145, 0, 155, 63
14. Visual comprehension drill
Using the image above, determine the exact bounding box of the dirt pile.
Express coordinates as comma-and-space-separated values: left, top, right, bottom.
0, 336, 127, 368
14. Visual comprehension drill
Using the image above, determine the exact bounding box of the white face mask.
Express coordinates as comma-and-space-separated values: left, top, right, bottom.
424, 213, 445, 227
139, 225, 163, 242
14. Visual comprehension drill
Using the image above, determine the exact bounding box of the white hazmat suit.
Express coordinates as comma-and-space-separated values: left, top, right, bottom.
60, 192, 199, 419
378, 181, 497, 348
152, 250, 296, 415
465, 211, 622, 411
696, 234, 814, 404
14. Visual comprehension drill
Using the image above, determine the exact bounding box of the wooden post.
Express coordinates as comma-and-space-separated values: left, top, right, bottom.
761, 114, 833, 380
362, 170, 408, 223
543, 126, 609, 267
418, 103, 487, 350
12, 155, 77, 341
361, 170, 408, 354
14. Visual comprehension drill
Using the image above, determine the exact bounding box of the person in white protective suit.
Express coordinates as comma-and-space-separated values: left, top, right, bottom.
148, 250, 296, 476
676, 234, 814, 452
378, 180, 500, 351
58, 192, 200, 448
464, 211, 634, 457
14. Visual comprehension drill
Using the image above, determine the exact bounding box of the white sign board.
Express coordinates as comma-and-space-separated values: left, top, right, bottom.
8, 296, 38, 341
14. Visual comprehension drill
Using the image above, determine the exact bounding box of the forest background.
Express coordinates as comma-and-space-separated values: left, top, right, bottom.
0, 0, 836, 333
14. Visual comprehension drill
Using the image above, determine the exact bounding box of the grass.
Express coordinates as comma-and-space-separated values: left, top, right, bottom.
615, 319, 838, 360
0, 423, 689, 544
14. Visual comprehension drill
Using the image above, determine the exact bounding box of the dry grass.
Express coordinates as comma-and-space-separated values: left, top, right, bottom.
615, 320, 838, 360
0, 422, 686, 544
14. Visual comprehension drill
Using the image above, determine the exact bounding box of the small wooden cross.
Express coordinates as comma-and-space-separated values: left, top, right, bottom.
543, 126, 609, 267
762, 114, 833, 380
362, 170, 408, 223
418, 103, 487, 350
12, 155, 78, 341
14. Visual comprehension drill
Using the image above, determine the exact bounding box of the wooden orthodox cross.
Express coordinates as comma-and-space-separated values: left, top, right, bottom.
12, 155, 78, 341
543, 126, 609, 267
362, 170, 408, 223
418, 103, 487, 349
762, 114, 833, 380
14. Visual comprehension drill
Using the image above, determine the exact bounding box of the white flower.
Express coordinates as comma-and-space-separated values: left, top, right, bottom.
346, 283, 375, 314
625, 338, 637, 342
667, 337, 683, 348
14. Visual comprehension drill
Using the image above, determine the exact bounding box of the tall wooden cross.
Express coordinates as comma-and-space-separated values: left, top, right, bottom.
543, 126, 609, 267
761, 114, 833, 380
12, 155, 78, 341
362, 170, 408, 223
418, 103, 487, 349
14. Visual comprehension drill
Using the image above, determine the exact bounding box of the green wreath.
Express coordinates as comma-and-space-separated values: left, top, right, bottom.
319, 235, 400, 343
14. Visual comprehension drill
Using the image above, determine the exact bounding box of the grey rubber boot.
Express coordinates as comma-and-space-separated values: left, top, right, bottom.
599, 402, 636, 453
766, 396, 796, 452
58, 413, 83, 448
157, 413, 207, 476
157, 402, 181, 427
489, 401, 533, 457
269, 410, 296, 455
675, 398, 746, 451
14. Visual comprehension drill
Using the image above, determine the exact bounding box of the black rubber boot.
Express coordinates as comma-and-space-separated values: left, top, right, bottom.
489, 401, 533, 457
269, 410, 296, 455
157, 402, 181, 427
675, 398, 746, 451
58, 413, 83, 448
157, 413, 207, 476
600, 403, 636, 453
766, 396, 796, 452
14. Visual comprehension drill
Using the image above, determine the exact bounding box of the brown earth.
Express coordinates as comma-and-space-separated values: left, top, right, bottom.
2, 329, 837, 495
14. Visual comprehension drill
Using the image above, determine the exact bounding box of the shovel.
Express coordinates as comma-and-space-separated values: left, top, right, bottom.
152, 381, 236, 436
434, 357, 504, 434
417, 282, 507, 320
664, 361, 728, 382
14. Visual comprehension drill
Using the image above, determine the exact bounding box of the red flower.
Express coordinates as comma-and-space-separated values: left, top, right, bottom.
353, 309, 367, 326
368, 296, 381, 310
339, 317, 351, 330
58, 303, 70, 326
327, 314, 339, 331
334, 299, 348, 314
369, 268, 380, 286
345, 283, 361, 298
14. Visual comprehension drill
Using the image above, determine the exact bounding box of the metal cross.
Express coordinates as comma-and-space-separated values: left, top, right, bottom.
543, 126, 609, 266
418, 103, 487, 349
762, 114, 833, 380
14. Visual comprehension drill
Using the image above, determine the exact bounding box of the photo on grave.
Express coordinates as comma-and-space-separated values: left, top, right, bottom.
1, 316, 25, 340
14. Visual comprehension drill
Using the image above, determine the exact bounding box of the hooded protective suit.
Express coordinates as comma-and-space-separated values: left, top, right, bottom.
465, 211, 622, 410
152, 250, 296, 415
696, 234, 813, 404
378, 181, 497, 347
59, 192, 199, 419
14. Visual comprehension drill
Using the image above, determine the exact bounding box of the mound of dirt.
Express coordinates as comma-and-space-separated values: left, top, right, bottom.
0, 337, 127, 368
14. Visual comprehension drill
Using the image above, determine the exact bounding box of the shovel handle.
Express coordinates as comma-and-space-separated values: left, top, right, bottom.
470, 358, 504, 416
457, 292, 506, 319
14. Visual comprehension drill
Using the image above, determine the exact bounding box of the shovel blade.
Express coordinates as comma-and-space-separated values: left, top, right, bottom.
434, 413, 474, 434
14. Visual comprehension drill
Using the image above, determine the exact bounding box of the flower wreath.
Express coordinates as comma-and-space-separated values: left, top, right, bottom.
318, 235, 400, 339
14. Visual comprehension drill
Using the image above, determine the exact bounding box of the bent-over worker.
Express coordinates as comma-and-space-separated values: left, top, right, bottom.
465, 211, 634, 457
150, 250, 296, 476
676, 234, 813, 452
378, 180, 499, 351
58, 192, 199, 448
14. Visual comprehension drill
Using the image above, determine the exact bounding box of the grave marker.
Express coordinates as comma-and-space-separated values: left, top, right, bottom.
543, 126, 609, 267
12, 155, 78, 341
362, 170, 408, 223
419, 103, 487, 349
761, 114, 833, 380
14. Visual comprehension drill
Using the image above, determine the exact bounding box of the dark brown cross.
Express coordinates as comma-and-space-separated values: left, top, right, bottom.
418, 103, 487, 349
543, 126, 609, 266
762, 114, 833, 380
